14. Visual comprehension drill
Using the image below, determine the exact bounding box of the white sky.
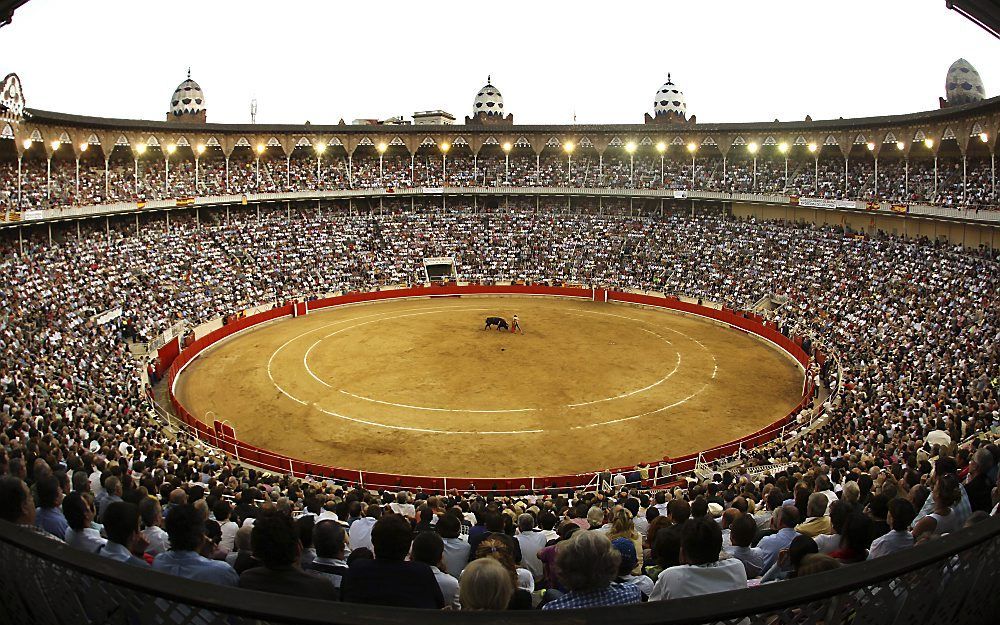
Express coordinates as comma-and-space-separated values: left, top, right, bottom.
1, 0, 997, 126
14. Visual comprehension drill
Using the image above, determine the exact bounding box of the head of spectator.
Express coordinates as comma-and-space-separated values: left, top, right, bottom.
888, 498, 916, 532
556, 530, 621, 592
474, 536, 519, 586
586, 506, 605, 529
436, 512, 461, 539
139, 498, 163, 529
411, 531, 444, 570
667, 499, 691, 525
250, 510, 299, 569
679, 517, 723, 565
775, 505, 800, 530
164, 504, 206, 552
313, 519, 346, 560
806, 493, 828, 519
36, 475, 62, 510
0, 477, 34, 525
516, 513, 536, 533
103, 502, 143, 551
729, 514, 758, 549
346, 547, 374, 566
786, 534, 819, 576
460, 558, 514, 610
62, 491, 94, 531
371, 514, 412, 561
795, 553, 841, 577
611, 537, 639, 577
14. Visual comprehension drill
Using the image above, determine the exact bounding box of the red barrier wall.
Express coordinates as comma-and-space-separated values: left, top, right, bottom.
164, 285, 814, 492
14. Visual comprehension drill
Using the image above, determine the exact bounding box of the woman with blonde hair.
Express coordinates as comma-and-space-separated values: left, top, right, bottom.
459, 558, 514, 610
472, 536, 532, 609
606, 507, 643, 574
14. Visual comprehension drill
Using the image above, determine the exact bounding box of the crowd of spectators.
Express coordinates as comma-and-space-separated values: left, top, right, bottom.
0, 202, 998, 610
0, 152, 996, 213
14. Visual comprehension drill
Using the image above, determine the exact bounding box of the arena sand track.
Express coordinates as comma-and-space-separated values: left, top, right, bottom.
175, 297, 804, 478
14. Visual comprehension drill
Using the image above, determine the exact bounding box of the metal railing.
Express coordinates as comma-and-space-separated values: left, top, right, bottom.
2, 515, 999, 625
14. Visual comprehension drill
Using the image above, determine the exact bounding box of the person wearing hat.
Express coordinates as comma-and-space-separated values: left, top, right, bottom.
612, 537, 653, 600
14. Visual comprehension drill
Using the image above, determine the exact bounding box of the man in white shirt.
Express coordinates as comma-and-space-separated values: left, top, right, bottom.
63, 491, 107, 554
348, 505, 379, 553
215, 501, 239, 553
868, 499, 916, 560
650, 517, 747, 601
412, 531, 460, 608
514, 513, 548, 582
139, 498, 170, 556
436, 513, 470, 579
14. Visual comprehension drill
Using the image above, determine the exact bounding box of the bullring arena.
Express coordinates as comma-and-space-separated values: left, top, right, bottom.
2, 2, 1000, 623
174, 293, 805, 477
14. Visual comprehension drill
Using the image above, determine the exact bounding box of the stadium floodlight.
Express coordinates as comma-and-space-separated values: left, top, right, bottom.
980, 132, 989, 143
79, 143, 88, 152
897, 142, 905, 151
625, 142, 638, 184
50, 139, 60, 152
687, 142, 697, 153
656, 142, 666, 153
136, 143, 147, 155
687, 143, 698, 188
196, 144, 206, 155
924, 138, 934, 149
807, 143, 817, 153
440, 142, 450, 153
747, 142, 758, 154
778, 142, 789, 154
256, 144, 265, 155
563, 141, 574, 154
502, 142, 512, 153
866, 142, 875, 151
315, 143, 326, 154
166, 144, 177, 155
377, 142, 387, 154
21, 139, 31, 150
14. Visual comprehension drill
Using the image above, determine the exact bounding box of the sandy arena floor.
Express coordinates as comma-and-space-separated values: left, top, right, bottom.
174, 296, 804, 477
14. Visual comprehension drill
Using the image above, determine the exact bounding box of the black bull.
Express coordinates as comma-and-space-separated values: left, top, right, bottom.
484, 317, 509, 330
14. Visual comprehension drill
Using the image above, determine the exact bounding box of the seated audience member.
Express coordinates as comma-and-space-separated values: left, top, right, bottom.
99, 502, 150, 567
437, 512, 471, 580
139, 498, 170, 556
761, 534, 818, 582
650, 518, 748, 600
515, 513, 548, 582
965, 449, 995, 513
866, 494, 891, 542
238, 510, 338, 600
308, 520, 349, 591
472, 537, 533, 608
347, 503, 380, 555
0, 477, 59, 540
63, 491, 107, 553
226, 525, 259, 574
460, 558, 514, 611
152, 504, 239, 587
412, 531, 460, 608
612, 537, 654, 599
340, 514, 444, 608
756, 505, 799, 571
828, 512, 871, 564
868, 498, 916, 559
795, 493, 832, 538
215, 501, 238, 553
815, 500, 852, 554
606, 508, 644, 574
913, 475, 963, 540
34, 475, 68, 539
537, 523, 580, 591
728, 514, 765, 578
542, 531, 642, 609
